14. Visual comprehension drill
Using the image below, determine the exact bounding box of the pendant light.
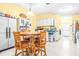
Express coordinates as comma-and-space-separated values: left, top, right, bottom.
27, 3, 34, 17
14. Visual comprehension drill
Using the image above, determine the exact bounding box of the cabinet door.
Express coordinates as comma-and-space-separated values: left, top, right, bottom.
37, 20, 40, 26
9, 18, 16, 47
0, 33, 8, 50
43, 19, 46, 26
39, 20, 42, 26
0, 16, 8, 50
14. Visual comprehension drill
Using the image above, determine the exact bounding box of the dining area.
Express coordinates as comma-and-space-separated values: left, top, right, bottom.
13, 30, 47, 56
1, 3, 79, 56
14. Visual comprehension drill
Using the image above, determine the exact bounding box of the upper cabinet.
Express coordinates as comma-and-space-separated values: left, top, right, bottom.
37, 18, 54, 27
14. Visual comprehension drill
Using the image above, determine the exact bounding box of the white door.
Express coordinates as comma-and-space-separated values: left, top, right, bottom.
9, 18, 16, 47
61, 17, 72, 37
61, 24, 72, 37
0, 16, 9, 50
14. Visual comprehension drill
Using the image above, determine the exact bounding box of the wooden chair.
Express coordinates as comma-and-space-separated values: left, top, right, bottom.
13, 32, 30, 56
34, 31, 47, 56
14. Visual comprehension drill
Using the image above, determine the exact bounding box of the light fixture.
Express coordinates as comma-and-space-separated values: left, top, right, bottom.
27, 3, 34, 17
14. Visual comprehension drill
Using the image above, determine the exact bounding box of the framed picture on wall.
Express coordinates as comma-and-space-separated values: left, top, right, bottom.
18, 18, 31, 31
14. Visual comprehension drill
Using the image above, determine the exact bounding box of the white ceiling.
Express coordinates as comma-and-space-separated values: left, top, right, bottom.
16, 3, 79, 16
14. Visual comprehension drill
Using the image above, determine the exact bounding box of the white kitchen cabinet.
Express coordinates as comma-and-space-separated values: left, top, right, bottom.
0, 33, 8, 50
0, 16, 16, 51
8, 18, 16, 47
37, 19, 54, 27
38, 20, 40, 26
43, 19, 46, 26
0, 16, 9, 50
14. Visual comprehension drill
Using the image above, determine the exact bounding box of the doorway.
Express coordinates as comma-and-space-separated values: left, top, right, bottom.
60, 16, 72, 37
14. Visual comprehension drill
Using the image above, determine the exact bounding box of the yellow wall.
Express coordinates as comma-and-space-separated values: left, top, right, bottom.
72, 15, 79, 21
0, 3, 27, 18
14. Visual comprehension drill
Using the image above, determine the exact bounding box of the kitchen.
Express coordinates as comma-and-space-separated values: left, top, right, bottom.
0, 3, 79, 56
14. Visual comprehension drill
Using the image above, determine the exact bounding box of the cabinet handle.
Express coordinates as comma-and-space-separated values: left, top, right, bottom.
6, 27, 8, 39
9, 27, 11, 38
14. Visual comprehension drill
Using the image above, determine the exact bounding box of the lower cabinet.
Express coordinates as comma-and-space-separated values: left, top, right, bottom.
0, 16, 16, 51
0, 33, 14, 51
9, 33, 14, 48
0, 32, 9, 51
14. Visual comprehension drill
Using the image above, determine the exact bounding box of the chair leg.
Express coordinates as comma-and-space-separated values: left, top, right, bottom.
25, 49, 27, 56
22, 50, 24, 56
38, 48, 40, 56
41, 48, 42, 56
27, 48, 30, 56
33, 47, 36, 56
44, 47, 47, 56
15, 49, 17, 56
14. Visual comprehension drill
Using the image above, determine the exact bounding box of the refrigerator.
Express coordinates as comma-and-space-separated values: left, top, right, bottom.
0, 16, 16, 51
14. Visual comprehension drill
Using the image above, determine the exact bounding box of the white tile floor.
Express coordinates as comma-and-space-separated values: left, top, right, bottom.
47, 37, 79, 56
0, 36, 79, 56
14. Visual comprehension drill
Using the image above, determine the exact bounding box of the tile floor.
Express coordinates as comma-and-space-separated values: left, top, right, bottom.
0, 36, 79, 56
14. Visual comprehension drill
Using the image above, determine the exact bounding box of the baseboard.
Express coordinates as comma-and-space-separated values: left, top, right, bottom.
0, 46, 14, 52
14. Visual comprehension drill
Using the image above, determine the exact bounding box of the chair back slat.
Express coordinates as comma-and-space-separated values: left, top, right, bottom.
40, 31, 46, 44
13, 32, 21, 46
